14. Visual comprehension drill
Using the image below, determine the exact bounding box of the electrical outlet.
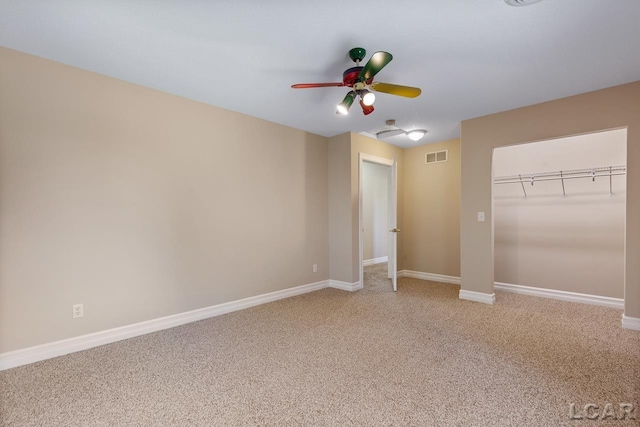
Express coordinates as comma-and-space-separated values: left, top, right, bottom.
73, 304, 84, 318
313, 264, 318, 273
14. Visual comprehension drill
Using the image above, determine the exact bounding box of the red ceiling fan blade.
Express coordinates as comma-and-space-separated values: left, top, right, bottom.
291, 82, 345, 89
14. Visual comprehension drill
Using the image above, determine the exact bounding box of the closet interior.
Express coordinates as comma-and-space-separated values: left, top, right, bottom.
492, 129, 627, 299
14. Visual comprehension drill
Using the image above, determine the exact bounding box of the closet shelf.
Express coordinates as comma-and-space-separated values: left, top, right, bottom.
494, 165, 626, 197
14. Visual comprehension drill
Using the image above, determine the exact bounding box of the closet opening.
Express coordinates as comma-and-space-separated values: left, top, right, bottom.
492, 128, 627, 307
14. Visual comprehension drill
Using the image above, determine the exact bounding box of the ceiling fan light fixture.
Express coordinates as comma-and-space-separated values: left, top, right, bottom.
359, 99, 375, 115
359, 89, 375, 106
293, 47, 422, 116
407, 129, 427, 141
336, 91, 356, 115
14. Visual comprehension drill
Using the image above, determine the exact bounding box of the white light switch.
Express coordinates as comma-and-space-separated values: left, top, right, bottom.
477, 212, 485, 222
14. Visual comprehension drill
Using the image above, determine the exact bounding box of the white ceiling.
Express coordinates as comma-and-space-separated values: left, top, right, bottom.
1, 0, 640, 148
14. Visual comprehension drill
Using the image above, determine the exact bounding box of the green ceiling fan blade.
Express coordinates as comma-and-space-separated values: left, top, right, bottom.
370, 82, 422, 98
358, 51, 393, 82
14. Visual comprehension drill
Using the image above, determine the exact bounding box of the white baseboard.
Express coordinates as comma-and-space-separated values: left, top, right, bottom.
329, 280, 363, 292
0, 279, 330, 371
398, 269, 625, 310
363, 256, 388, 267
398, 270, 461, 285
494, 282, 624, 309
622, 315, 640, 331
459, 289, 496, 305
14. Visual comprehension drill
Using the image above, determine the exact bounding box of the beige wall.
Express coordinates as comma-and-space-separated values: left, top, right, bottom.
328, 133, 352, 283
461, 81, 640, 318
493, 130, 626, 298
10, 44, 634, 356
403, 139, 461, 276
0, 47, 329, 353
327, 132, 405, 284
363, 162, 389, 261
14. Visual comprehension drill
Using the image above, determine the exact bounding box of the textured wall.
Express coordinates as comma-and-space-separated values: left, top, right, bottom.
328, 133, 352, 283
403, 139, 461, 277
0, 47, 329, 353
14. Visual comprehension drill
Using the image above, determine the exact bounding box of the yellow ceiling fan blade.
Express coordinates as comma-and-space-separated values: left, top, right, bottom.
370, 82, 422, 98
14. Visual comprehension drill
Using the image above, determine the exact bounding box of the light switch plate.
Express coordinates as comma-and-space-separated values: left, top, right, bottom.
477, 212, 485, 222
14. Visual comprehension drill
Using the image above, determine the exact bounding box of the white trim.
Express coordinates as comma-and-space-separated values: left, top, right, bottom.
329, 280, 363, 292
0, 280, 330, 371
622, 315, 640, 331
396, 271, 626, 310
459, 289, 496, 305
360, 153, 395, 167
398, 270, 461, 285
363, 256, 388, 266
494, 282, 624, 309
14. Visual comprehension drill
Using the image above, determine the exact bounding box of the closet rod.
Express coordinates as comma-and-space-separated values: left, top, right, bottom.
495, 171, 625, 185
494, 165, 626, 185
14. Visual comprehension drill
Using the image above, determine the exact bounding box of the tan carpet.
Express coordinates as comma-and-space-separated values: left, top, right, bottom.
1, 265, 639, 426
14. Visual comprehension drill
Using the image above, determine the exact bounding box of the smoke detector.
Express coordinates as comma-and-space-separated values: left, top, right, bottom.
504, 0, 544, 6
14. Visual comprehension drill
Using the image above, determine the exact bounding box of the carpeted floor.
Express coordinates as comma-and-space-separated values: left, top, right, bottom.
1, 264, 639, 426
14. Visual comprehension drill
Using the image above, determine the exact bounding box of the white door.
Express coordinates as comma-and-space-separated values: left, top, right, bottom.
388, 158, 398, 291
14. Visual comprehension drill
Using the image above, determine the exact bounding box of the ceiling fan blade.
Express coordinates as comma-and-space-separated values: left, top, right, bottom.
376, 129, 406, 139
370, 82, 422, 98
291, 82, 345, 89
358, 51, 393, 82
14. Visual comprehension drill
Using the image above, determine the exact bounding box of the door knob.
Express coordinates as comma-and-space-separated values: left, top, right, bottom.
389, 228, 400, 233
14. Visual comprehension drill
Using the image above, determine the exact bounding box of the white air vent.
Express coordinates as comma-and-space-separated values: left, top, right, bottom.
425, 150, 448, 164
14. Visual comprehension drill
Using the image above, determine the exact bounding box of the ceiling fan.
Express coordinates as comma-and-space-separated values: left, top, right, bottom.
291, 47, 422, 116
364, 119, 427, 141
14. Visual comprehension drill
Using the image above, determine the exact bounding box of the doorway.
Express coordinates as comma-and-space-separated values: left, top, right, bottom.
358, 153, 398, 291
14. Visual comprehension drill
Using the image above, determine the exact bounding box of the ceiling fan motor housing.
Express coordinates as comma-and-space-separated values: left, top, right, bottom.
342, 67, 374, 87
342, 67, 363, 86
349, 47, 366, 63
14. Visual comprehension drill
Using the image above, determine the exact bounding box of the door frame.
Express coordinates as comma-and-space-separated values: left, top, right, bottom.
358, 153, 397, 290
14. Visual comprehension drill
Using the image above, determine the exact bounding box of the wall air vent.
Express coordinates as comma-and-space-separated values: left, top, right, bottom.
425, 150, 448, 164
